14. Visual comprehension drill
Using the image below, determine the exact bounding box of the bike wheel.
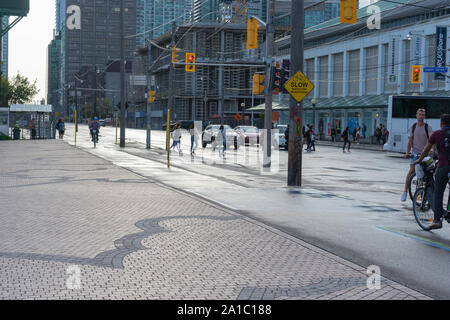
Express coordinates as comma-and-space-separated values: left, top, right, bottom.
408, 172, 417, 202
413, 187, 434, 231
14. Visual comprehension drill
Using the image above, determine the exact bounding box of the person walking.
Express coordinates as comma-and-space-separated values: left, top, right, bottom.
401, 108, 433, 202
381, 124, 387, 144
356, 127, 361, 144
362, 123, 367, 139
218, 125, 227, 157
189, 123, 199, 155
310, 124, 316, 151
170, 123, 182, 154
342, 126, 351, 152
56, 118, 65, 139
375, 126, 381, 144
331, 127, 336, 142
305, 124, 312, 152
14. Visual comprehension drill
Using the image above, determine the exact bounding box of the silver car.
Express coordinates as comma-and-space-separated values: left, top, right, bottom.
202, 125, 239, 150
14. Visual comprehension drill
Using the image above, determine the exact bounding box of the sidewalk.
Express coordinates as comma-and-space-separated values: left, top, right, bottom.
315, 139, 385, 151
0, 139, 430, 300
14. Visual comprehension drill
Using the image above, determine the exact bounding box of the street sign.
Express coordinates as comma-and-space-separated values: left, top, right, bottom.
423, 67, 448, 73
234, 113, 242, 121
284, 71, 314, 103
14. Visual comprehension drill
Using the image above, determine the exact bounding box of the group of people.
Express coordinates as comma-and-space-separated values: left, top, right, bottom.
401, 108, 450, 230
375, 124, 388, 145
170, 123, 201, 156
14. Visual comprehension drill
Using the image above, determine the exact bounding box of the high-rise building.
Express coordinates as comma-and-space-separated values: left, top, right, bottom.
138, 0, 192, 42
1, 16, 9, 77
55, 0, 137, 115
47, 30, 61, 112
305, 1, 340, 28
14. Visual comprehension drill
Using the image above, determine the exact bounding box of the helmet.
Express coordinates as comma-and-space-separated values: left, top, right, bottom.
94, 117, 98, 121
422, 156, 435, 171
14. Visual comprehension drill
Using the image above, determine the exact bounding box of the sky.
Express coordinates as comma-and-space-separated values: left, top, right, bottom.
8, 0, 56, 102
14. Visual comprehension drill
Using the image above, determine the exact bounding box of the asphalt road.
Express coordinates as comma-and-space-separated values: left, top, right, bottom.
65, 124, 450, 299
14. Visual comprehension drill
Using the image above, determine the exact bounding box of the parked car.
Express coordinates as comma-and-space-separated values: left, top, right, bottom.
202, 124, 239, 150
234, 126, 260, 146
99, 119, 106, 127
275, 125, 288, 150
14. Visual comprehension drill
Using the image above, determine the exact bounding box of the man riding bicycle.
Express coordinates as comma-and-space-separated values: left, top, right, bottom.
401, 108, 433, 202
414, 114, 450, 230
89, 117, 100, 142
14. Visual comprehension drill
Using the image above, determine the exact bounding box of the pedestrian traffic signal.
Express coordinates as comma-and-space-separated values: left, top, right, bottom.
185, 52, 196, 72
272, 62, 281, 95
340, 0, 357, 24
171, 46, 178, 64
252, 73, 265, 95
411, 65, 421, 84
148, 90, 156, 103
247, 18, 258, 49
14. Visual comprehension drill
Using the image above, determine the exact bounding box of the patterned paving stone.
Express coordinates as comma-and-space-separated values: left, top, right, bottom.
0, 141, 432, 300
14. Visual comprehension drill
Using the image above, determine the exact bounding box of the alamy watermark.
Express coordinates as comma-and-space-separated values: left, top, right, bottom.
66, 265, 82, 290
366, 265, 381, 290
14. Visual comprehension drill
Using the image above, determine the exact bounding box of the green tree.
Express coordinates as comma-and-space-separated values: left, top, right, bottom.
8, 73, 39, 105
0, 75, 12, 107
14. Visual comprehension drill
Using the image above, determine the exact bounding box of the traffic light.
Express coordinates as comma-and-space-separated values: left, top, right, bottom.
247, 18, 258, 49
411, 65, 421, 84
340, 0, 357, 24
252, 73, 265, 95
148, 90, 156, 103
185, 52, 196, 72
171, 46, 178, 64
281, 59, 290, 93
272, 62, 281, 95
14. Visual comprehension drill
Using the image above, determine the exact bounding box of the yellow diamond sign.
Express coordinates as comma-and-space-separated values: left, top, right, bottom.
284, 71, 314, 102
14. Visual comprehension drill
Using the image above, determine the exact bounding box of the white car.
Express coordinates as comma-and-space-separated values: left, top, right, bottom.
202, 124, 239, 150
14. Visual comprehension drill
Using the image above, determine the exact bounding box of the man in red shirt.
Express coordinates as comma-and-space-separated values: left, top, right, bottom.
415, 114, 450, 230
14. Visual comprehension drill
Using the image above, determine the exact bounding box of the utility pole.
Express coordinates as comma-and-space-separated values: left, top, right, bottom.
119, 0, 126, 148
146, 39, 152, 149
168, 22, 176, 125
263, 0, 275, 168
93, 66, 98, 117
287, 0, 304, 186
0, 15, 3, 106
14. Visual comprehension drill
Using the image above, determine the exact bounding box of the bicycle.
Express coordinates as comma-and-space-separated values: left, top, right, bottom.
412, 156, 450, 230
91, 129, 99, 148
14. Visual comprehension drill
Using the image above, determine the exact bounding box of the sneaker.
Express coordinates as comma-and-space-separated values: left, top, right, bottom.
429, 220, 443, 230
401, 192, 407, 202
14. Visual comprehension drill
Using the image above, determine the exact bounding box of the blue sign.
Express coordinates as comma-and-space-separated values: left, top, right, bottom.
423, 67, 448, 73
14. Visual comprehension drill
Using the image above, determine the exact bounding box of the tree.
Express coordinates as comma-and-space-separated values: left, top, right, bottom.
8, 73, 39, 105
0, 75, 12, 107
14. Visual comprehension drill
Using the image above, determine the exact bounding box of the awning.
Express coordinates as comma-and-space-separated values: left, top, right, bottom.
245, 91, 450, 112
10, 104, 53, 112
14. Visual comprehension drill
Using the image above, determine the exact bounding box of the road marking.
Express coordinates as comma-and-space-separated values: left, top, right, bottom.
377, 226, 450, 252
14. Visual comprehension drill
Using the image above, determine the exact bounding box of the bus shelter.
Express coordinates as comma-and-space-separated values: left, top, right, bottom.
9, 104, 55, 139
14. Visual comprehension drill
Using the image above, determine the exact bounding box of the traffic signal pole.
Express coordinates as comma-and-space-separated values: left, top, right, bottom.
119, 0, 126, 148
168, 22, 176, 127
263, 0, 275, 168
146, 40, 152, 149
287, 0, 304, 186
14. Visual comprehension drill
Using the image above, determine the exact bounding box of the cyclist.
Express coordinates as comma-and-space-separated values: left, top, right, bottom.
401, 108, 433, 202
89, 117, 100, 142
414, 114, 450, 230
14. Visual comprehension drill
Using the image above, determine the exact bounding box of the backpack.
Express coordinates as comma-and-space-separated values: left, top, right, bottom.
444, 129, 450, 160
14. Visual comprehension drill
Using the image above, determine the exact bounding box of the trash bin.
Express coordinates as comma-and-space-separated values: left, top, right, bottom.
13, 127, 21, 140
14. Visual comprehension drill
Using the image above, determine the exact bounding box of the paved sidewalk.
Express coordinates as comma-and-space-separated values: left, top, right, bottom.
315, 139, 385, 151
0, 140, 430, 299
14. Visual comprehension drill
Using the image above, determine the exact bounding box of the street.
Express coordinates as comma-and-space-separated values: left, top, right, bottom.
60, 124, 450, 299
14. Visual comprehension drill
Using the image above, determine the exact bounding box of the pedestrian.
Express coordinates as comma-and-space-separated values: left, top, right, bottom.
375, 126, 381, 144
305, 124, 312, 152
302, 124, 310, 147
331, 127, 336, 142
342, 126, 351, 152
189, 123, 199, 155
29, 119, 37, 139
56, 118, 65, 139
218, 125, 227, 157
401, 108, 433, 202
381, 124, 387, 144
362, 123, 367, 139
356, 127, 361, 144
352, 126, 357, 142
310, 124, 316, 151
170, 123, 182, 154
285, 124, 289, 149
413, 114, 450, 229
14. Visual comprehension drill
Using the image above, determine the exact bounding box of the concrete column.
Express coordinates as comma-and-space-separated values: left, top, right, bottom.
343, 51, 349, 97
328, 54, 333, 97
377, 44, 383, 95
314, 56, 319, 98
359, 48, 365, 96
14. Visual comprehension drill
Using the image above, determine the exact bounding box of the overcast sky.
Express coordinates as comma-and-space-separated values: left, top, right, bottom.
8, 0, 55, 102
